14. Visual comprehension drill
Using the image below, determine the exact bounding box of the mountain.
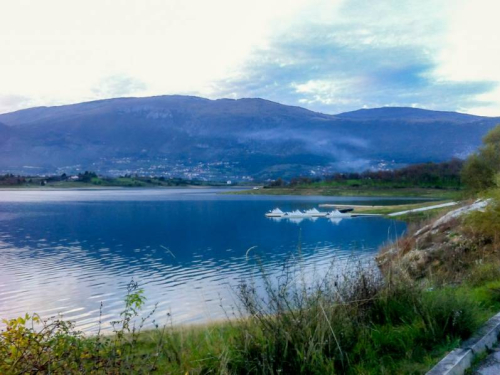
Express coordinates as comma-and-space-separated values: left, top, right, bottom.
336, 107, 486, 123
0, 96, 498, 180
0, 122, 11, 146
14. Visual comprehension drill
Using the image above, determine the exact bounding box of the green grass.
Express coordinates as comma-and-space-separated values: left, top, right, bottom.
235, 186, 462, 199
318, 200, 460, 223
305, 178, 461, 190
337, 200, 453, 214
3, 260, 500, 374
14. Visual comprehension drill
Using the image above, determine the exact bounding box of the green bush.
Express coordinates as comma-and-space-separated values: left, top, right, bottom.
224, 259, 484, 374
0, 262, 494, 374
467, 262, 500, 287
462, 125, 500, 192
0, 281, 167, 374
461, 154, 496, 192
465, 188, 500, 243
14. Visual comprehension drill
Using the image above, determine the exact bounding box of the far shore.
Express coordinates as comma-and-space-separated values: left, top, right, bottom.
0, 184, 250, 191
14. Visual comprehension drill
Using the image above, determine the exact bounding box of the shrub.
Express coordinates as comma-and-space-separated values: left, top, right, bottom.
462, 124, 500, 192
461, 154, 495, 192
0, 281, 167, 374
467, 262, 500, 287
0, 258, 493, 374
226, 255, 484, 374
465, 188, 500, 244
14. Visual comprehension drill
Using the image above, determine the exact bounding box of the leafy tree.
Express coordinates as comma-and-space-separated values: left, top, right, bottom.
462, 125, 500, 192
461, 154, 496, 192
269, 178, 286, 187
78, 171, 98, 183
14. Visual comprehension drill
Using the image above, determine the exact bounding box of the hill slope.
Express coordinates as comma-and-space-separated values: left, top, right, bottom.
336, 107, 487, 123
0, 96, 498, 180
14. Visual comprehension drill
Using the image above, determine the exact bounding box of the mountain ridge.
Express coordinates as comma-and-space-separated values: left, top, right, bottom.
336, 106, 493, 123
0, 95, 498, 180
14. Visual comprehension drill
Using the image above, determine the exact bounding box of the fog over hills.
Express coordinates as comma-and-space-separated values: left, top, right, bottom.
0, 96, 498, 180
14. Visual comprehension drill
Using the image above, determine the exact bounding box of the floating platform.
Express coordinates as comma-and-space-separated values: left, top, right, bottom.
265, 207, 381, 219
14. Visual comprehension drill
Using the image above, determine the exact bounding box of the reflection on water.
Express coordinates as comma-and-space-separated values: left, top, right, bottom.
0, 188, 410, 332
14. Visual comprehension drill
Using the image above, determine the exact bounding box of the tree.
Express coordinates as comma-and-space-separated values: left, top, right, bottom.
462, 124, 500, 192
269, 178, 286, 187
461, 154, 495, 192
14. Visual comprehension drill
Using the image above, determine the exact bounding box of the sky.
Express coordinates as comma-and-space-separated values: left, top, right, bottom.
0, 0, 499, 116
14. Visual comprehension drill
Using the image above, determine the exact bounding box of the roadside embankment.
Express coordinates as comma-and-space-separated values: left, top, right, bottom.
376, 198, 492, 281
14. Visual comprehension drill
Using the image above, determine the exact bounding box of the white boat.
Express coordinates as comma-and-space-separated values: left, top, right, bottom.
265, 208, 285, 217
304, 208, 327, 217
284, 209, 310, 218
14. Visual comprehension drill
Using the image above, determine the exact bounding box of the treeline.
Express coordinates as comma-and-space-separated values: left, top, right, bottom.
0, 172, 219, 187
0, 174, 27, 186
0, 172, 79, 186
268, 159, 465, 189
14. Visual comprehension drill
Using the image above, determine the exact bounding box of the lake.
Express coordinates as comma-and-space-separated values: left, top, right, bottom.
0, 188, 413, 332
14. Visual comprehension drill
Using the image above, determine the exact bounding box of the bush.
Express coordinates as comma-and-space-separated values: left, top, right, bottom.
0, 259, 493, 374
462, 125, 500, 192
225, 256, 484, 374
0, 281, 167, 374
465, 188, 500, 244
461, 154, 496, 192
467, 262, 500, 287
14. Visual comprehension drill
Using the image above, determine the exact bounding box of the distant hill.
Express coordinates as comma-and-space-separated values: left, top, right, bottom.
0, 96, 498, 180
336, 107, 487, 123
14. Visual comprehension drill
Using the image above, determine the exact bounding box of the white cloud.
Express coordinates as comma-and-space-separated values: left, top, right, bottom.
0, 95, 34, 114
91, 75, 147, 98
292, 79, 359, 106
0, 0, 313, 112
0, 0, 499, 116
436, 0, 500, 82
433, 0, 500, 114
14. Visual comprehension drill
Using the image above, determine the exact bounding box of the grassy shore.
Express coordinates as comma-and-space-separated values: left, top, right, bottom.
320, 200, 460, 223
234, 186, 462, 199
3, 257, 500, 374
322, 200, 454, 214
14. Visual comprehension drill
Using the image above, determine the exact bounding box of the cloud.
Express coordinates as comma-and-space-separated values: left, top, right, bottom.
0, 0, 311, 113
0, 0, 499, 115
212, 0, 499, 115
0, 95, 36, 114
91, 75, 147, 98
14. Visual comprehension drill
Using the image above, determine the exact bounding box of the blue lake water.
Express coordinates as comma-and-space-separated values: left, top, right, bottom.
0, 188, 413, 332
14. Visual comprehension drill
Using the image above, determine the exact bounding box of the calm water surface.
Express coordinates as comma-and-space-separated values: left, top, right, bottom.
0, 188, 413, 332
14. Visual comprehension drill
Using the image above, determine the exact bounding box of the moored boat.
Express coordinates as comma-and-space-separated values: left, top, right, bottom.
284, 209, 310, 218
265, 208, 285, 217
325, 209, 349, 218
304, 208, 327, 217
